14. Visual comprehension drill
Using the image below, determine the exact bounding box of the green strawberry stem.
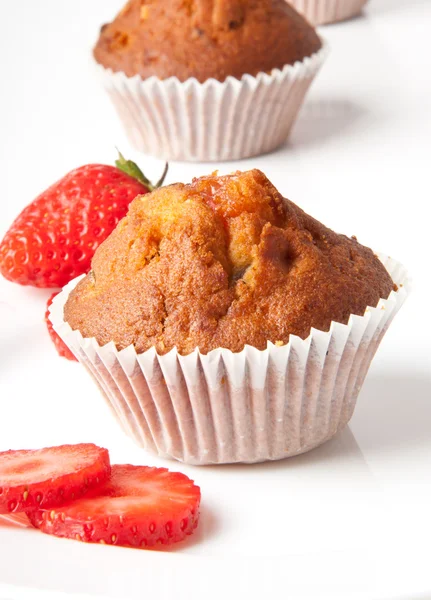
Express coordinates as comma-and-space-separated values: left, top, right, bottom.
115, 151, 168, 191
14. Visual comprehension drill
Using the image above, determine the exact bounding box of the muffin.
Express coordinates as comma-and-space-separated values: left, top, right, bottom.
286, 0, 368, 26
93, 0, 328, 161
94, 0, 322, 82
51, 170, 410, 464
65, 169, 393, 353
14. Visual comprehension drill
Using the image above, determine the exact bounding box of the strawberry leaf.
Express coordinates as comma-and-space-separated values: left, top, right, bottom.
115, 151, 168, 191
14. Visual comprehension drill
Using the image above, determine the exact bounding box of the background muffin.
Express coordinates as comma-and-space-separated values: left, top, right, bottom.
94, 0, 322, 82
93, 0, 327, 160
65, 169, 393, 355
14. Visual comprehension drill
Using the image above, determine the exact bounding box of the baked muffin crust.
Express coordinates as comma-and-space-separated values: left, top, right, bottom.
93, 0, 322, 82
64, 170, 394, 355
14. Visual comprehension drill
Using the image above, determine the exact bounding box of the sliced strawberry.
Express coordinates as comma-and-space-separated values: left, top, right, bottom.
28, 465, 201, 548
0, 444, 110, 514
45, 293, 77, 361
0, 513, 31, 528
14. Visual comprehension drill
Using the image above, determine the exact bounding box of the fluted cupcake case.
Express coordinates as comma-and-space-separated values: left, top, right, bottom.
287, 0, 368, 25
50, 255, 410, 465
95, 43, 328, 162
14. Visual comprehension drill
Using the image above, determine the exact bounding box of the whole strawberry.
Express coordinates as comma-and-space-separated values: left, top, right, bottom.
0, 154, 167, 288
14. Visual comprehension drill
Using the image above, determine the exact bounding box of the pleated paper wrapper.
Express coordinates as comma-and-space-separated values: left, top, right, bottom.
95, 43, 328, 162
287, 0, 368, 25
50, 255, 410, 466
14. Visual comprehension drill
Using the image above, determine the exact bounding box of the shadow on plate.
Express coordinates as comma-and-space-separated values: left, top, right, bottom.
287, 98, 369, 150
369, 0, 430, 16
350, 369, 431, 453
393, 596, 431, 600
204, 368, 431, 474
203, 423, 366, 475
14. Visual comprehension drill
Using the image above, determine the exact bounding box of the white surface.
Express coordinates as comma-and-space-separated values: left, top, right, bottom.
0, 1, 430, 599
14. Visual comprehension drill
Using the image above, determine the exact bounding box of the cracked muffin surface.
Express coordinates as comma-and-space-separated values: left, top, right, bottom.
64, 170, 394, 355
93, 0, 322, 82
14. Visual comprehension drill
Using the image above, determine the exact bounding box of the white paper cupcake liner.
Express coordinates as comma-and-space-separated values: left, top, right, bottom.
287, 0, 368, 25
95, 42, 328, 162
50, 254, 410, 465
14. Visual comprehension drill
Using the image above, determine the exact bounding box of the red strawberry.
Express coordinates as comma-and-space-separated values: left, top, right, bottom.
28, 465, 200, 548
0, 512, 31, 528
0, 154, 167, 288
0, 444, 110, 514
45, 293, 77, 361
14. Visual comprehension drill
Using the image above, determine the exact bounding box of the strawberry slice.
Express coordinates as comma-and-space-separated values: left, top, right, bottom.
0, 512, 31, 528
45, 293, 77, 361
28, 465, 201, 548
0, 444, 110, 514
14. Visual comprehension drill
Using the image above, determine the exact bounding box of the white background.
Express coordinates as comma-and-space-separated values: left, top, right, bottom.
0, 0, 430, 599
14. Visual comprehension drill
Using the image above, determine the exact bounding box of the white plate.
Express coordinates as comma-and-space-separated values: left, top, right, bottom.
1, 0, 430, 598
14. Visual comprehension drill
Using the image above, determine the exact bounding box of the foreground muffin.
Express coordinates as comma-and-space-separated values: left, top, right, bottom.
93, 0, 327, 160
286, 0, 368, 25
65, 170, 393, 354
52, 170, 410, 464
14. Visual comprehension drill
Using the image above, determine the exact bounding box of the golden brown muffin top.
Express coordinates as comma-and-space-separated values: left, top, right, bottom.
93, 0, 322, 82
64, 170, 394, 355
